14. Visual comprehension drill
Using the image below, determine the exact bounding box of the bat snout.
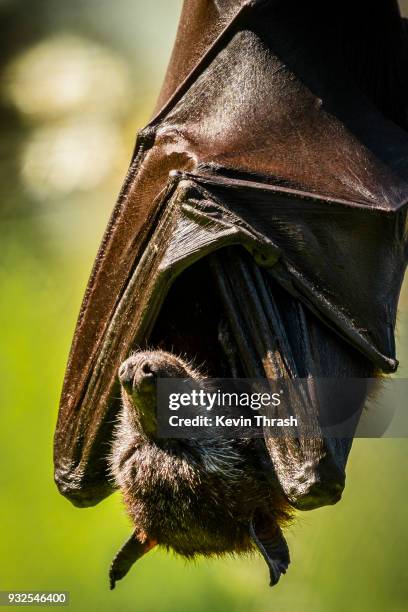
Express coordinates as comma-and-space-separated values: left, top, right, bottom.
119, 350, 195, 394
118, 356, 156, 393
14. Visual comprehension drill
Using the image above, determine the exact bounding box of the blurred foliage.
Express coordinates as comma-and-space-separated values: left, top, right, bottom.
0, 1, 408, 611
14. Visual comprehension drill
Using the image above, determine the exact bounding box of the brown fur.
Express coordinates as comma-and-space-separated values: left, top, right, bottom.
109, 350, 292, 559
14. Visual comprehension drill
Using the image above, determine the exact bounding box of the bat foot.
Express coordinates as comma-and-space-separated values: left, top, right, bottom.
109, 531, 156, 590
250, 509, 290, 587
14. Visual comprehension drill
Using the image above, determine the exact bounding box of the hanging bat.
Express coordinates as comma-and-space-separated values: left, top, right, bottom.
108, 349, 292, 589
54, 0, 408, 588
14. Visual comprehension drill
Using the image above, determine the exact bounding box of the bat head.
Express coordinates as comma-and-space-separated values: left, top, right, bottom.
117, 350, 199, 436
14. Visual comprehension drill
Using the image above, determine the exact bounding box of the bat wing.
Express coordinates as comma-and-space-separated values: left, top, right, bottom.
54, 0, 408, 507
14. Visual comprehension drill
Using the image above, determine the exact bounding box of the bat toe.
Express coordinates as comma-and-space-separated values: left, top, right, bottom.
250, 509, 291, 587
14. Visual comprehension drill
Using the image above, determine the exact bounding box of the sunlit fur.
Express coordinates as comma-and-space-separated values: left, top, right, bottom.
109, 350, 292, 558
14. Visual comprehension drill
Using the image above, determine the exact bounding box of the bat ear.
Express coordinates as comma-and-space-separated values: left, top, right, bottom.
109, 532, 156, 590
249, 509, 290, 587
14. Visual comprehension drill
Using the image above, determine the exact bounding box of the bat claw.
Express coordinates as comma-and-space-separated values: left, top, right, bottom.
250, 509, 290, 587
268, 558, 289, 586
109, 570, 117, 591
108, 532, 156, 590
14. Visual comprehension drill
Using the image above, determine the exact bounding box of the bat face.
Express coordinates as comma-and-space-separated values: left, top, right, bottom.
54, 0, 408, 587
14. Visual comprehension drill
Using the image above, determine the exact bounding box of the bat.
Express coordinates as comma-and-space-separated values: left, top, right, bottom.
108, 349, 292, 589
54, 0, 408, 586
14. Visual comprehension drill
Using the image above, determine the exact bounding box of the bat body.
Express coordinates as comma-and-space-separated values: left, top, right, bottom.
54, 0, 408, 586
109, 350, 291, 588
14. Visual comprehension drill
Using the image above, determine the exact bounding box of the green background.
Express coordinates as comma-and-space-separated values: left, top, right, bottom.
1, 1, 408, 610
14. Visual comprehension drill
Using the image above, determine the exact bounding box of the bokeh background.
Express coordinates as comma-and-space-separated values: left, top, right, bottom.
1, 1, 408, 610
